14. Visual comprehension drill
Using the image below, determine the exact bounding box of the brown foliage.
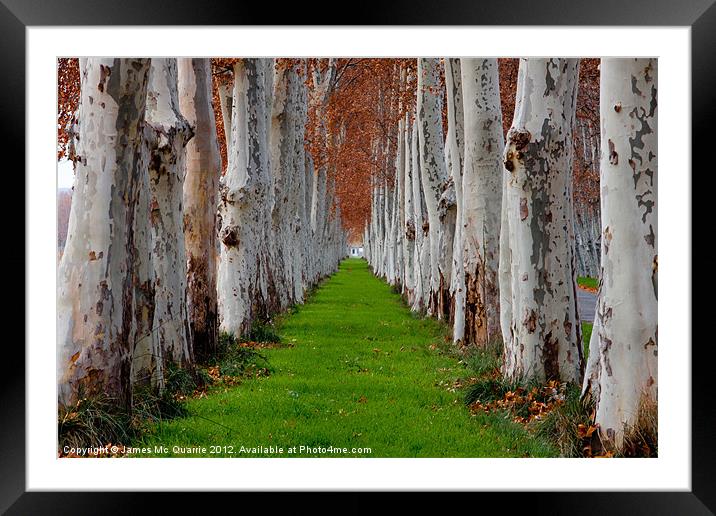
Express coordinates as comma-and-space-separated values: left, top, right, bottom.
56, 57, 602, 238
308, 58, 417, 241
498, 58, 520, 139
57, 58, 80, 160
468, 380, 567, 424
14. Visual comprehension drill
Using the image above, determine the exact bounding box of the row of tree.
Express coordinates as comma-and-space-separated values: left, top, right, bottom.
364, 58, 657, 451
57, 58, 347, 411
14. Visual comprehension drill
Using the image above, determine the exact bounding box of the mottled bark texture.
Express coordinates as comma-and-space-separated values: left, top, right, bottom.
460, 58, 505, 348
178, 58, 221, 362
412, 119, 431, 312
582, 58, 658, 451
146, 59, 195, 368
268, 61, 293, 310
130, 122, 162, 390
57, 58, 151, 408
444, 59, 466, 344
417, 58, 453, 319
291, 63, 310, 302
218, 59, 272, 337
402, 113, 416, 301
500, 59, 583, 384
393, 107, 406, 289
574, 207, 601, 278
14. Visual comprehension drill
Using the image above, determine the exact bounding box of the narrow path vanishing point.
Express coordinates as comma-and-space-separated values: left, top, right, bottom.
139, 258, 556, 458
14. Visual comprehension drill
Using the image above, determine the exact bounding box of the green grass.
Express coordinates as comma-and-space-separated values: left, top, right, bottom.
135, 258, 556, 458
577, 276, 598, 290
581, 322, 593, 360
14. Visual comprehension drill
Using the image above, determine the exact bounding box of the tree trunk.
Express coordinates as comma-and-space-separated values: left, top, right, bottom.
218, 59, 272, 337
57, 58, 151, 408
437, 182, 457, 320
582, 58, 658, 450
460, 58, 504, 347
146, 58, 195, 367
130, 122, 162, 390
387, 167, 399, 285
402, 113, 416, 301
269, 61, 294, 309
178, 58, 221, 362
444, 58, 466, 343
500, 58, 582, 383
304, 153, 317, 285
394, 116, 405, 289
311, 163, 328, 280
218, 82, 233, 157
411, 119, 431, 312
292, 62, 310, 302
417, 58, 452, 318
381, 175, 392, 279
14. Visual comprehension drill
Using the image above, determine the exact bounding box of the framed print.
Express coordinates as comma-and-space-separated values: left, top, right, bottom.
3, 0, 711, 512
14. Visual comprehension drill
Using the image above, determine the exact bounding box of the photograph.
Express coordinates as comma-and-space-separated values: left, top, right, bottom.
1, 3, 704, 506
55, 56, 657, 460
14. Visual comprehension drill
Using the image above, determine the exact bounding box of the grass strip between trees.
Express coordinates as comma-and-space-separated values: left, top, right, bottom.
61, 259, 649, 458
577, 276, 599, 291
130, 258, 558, 457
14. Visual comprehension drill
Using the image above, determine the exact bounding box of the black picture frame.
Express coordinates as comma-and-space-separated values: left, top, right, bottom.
2, 0, 708, 513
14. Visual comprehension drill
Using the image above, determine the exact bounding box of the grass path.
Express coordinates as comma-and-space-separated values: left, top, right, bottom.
138, 258, 556, 457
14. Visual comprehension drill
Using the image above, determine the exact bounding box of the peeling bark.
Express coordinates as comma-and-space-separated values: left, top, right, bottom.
460, 58, 504, 348
582, 58, 658, 450
130, 123, 162, 390
444, 58, 466, 343
218, 59, 272, 336
402, 113, 416, 301
269, 61, 293, 309
291, 63, 310, 302
411, 119, 431, 312
57, 58, 151, 408
178, 58, 221, 362
417, 58, 452, 318
500, 58, 582, 383
146, 58, 194, 367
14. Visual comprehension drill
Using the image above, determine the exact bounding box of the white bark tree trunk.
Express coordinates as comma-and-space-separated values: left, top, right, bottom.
130, 123, 162, 390
417, 58, 452, 318
310, 163, 328, 279
218, 59, 272, 336
411, 119, 431, 312
394, 117, 405, 288
582, 58, 658, 450
269, 61, 294, 309
57, 58, 151, 408
376, 177, 385, 277
381, 174, 392, 279
304, 153, 317, 285
402, 113, 416, 300
387, 169, 399, 285
306, 59, 336, 284
377, 174, 386, 278
218, 82, 233, 157
460, 58, 504, 347
498, 151, 513, 349
290, 62, 310, 303
178, 58, 221, 362
444, 58, 466, 343
146, 58, 194, 367
500, 58, 582, 383
371, 184, 377, 266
